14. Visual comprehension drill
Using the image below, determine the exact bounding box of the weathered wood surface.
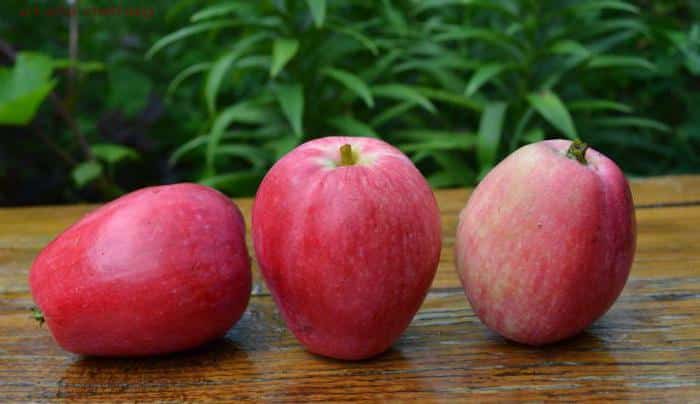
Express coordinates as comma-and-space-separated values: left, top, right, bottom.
1, 175, 699, 402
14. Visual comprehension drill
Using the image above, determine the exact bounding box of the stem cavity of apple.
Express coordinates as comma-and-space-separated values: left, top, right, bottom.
338, 144, 358, 166
566, 139, 589, 165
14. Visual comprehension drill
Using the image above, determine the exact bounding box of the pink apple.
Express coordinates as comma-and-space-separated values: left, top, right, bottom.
456, 139, 636, 345
30, 183, 251, 356
252, 136, 442, 360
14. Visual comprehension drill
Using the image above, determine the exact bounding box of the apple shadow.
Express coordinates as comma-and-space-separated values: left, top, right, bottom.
55, 337, 254, 400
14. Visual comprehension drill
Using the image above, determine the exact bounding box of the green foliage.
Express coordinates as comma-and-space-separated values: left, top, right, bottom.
1, 0, 699, 204
0, 53, 55, 125
152, 0, 691, 194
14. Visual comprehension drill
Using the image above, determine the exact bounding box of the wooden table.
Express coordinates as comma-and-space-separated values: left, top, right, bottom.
1, 176, 699, 402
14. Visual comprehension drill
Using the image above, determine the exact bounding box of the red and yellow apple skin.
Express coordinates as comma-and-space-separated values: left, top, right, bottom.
456, 139, 636, 346
29, 184, 251, 356
252, 136, 442, 360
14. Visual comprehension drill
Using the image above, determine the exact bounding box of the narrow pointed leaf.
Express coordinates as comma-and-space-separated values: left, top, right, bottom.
465, 64, 509, 96
270, 38, 299, 77
527, 91, 578, 139
306, 0, 326, 28
323, 68, 374, 107
328, 116, 378, 138
276, 84, 304, 137
477, 102, 507, 169
373, 84, 436, 113
147, 20, 239, 59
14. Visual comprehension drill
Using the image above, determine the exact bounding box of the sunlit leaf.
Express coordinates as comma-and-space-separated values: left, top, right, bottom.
276, 84, 304, 137
72, 161, 102, 188
270, 38, 299, 77
92, 144, 139, 164
306, 0, 326, 28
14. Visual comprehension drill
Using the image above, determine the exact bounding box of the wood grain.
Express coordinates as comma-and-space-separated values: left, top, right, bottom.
1, 176, 699, 401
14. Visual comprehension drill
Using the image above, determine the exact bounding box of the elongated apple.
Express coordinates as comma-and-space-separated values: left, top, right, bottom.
252, 136, 441, 360
456, 139, 636, 345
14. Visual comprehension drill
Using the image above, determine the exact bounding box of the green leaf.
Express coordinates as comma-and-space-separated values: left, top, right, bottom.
328, 116, 378, 138
370, 102, 418, 127
170, 135, 208, 166
270, 38, 299, 77
91, 144, 139, 164
477, 102, 507, 169
382, 0, 407, 35
434, 26, 525, 61
265, 136, 299, 159
595, 117, 671, 132
205, 33, 269, 114
330, 25, 378, 55
568, 99, 632, 113
146, 20, 239, 59
167, 62, 211, 98
191, 2, 245, 22
51, 59, 105, 73
548, 40, 591, 57
465, 64, 509, 96
306, 0, 326, 28
523, 128, 545, 143
0, 52, 56, 125
198, 171, 264, 196
527, 91, 578, 139
414, 0, 518, 16
215, 144, 268, 169
276, 84, 304, 137
72, 161, 102, 188
373, 84, 436, 113
206, 101, 275, 173
416, 86, 484, 111
393, 130, 476, 151
572, 0, 639, 14
322, 68, 374, 108
587, 55, 656, 71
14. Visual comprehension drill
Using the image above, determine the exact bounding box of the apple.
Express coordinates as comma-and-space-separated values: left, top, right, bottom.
455, 139, 636, 345
29, 183, 251, 356
252, 136, 442, 360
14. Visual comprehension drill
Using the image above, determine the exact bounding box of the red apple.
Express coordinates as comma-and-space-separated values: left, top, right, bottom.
252, 136, 441, 360
29, 183, 251, 356
456, 139, 636, 345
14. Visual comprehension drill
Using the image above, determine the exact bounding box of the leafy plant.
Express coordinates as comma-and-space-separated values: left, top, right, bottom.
155, 0, 680, 193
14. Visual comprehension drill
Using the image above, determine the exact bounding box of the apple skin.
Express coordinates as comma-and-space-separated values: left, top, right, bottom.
252, 136, 442, 360
29, 183, 251, 356
456, 139, 636, 346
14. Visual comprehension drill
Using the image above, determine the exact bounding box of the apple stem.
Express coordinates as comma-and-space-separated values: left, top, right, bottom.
339, 144, 357, 166
31, 307, 45, 326
566, 139, 589, 165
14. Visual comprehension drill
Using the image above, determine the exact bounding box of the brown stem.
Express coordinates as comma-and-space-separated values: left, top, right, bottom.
338, 144, 357, 166
566, 139, 589, 165
49, 93, 93, 160
32, 124, 77, 167
67, 0, 79, 111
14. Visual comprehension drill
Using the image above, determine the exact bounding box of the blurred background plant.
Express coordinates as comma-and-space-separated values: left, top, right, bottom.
1, 0, 698, 205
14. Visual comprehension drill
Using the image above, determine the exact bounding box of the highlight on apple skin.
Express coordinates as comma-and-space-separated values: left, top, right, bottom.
455, 139, 636, 346
29, 183, 252, 356
252, 136, 442, 360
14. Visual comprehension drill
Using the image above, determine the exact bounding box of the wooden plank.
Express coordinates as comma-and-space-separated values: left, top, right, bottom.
1, 176, 699, 401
